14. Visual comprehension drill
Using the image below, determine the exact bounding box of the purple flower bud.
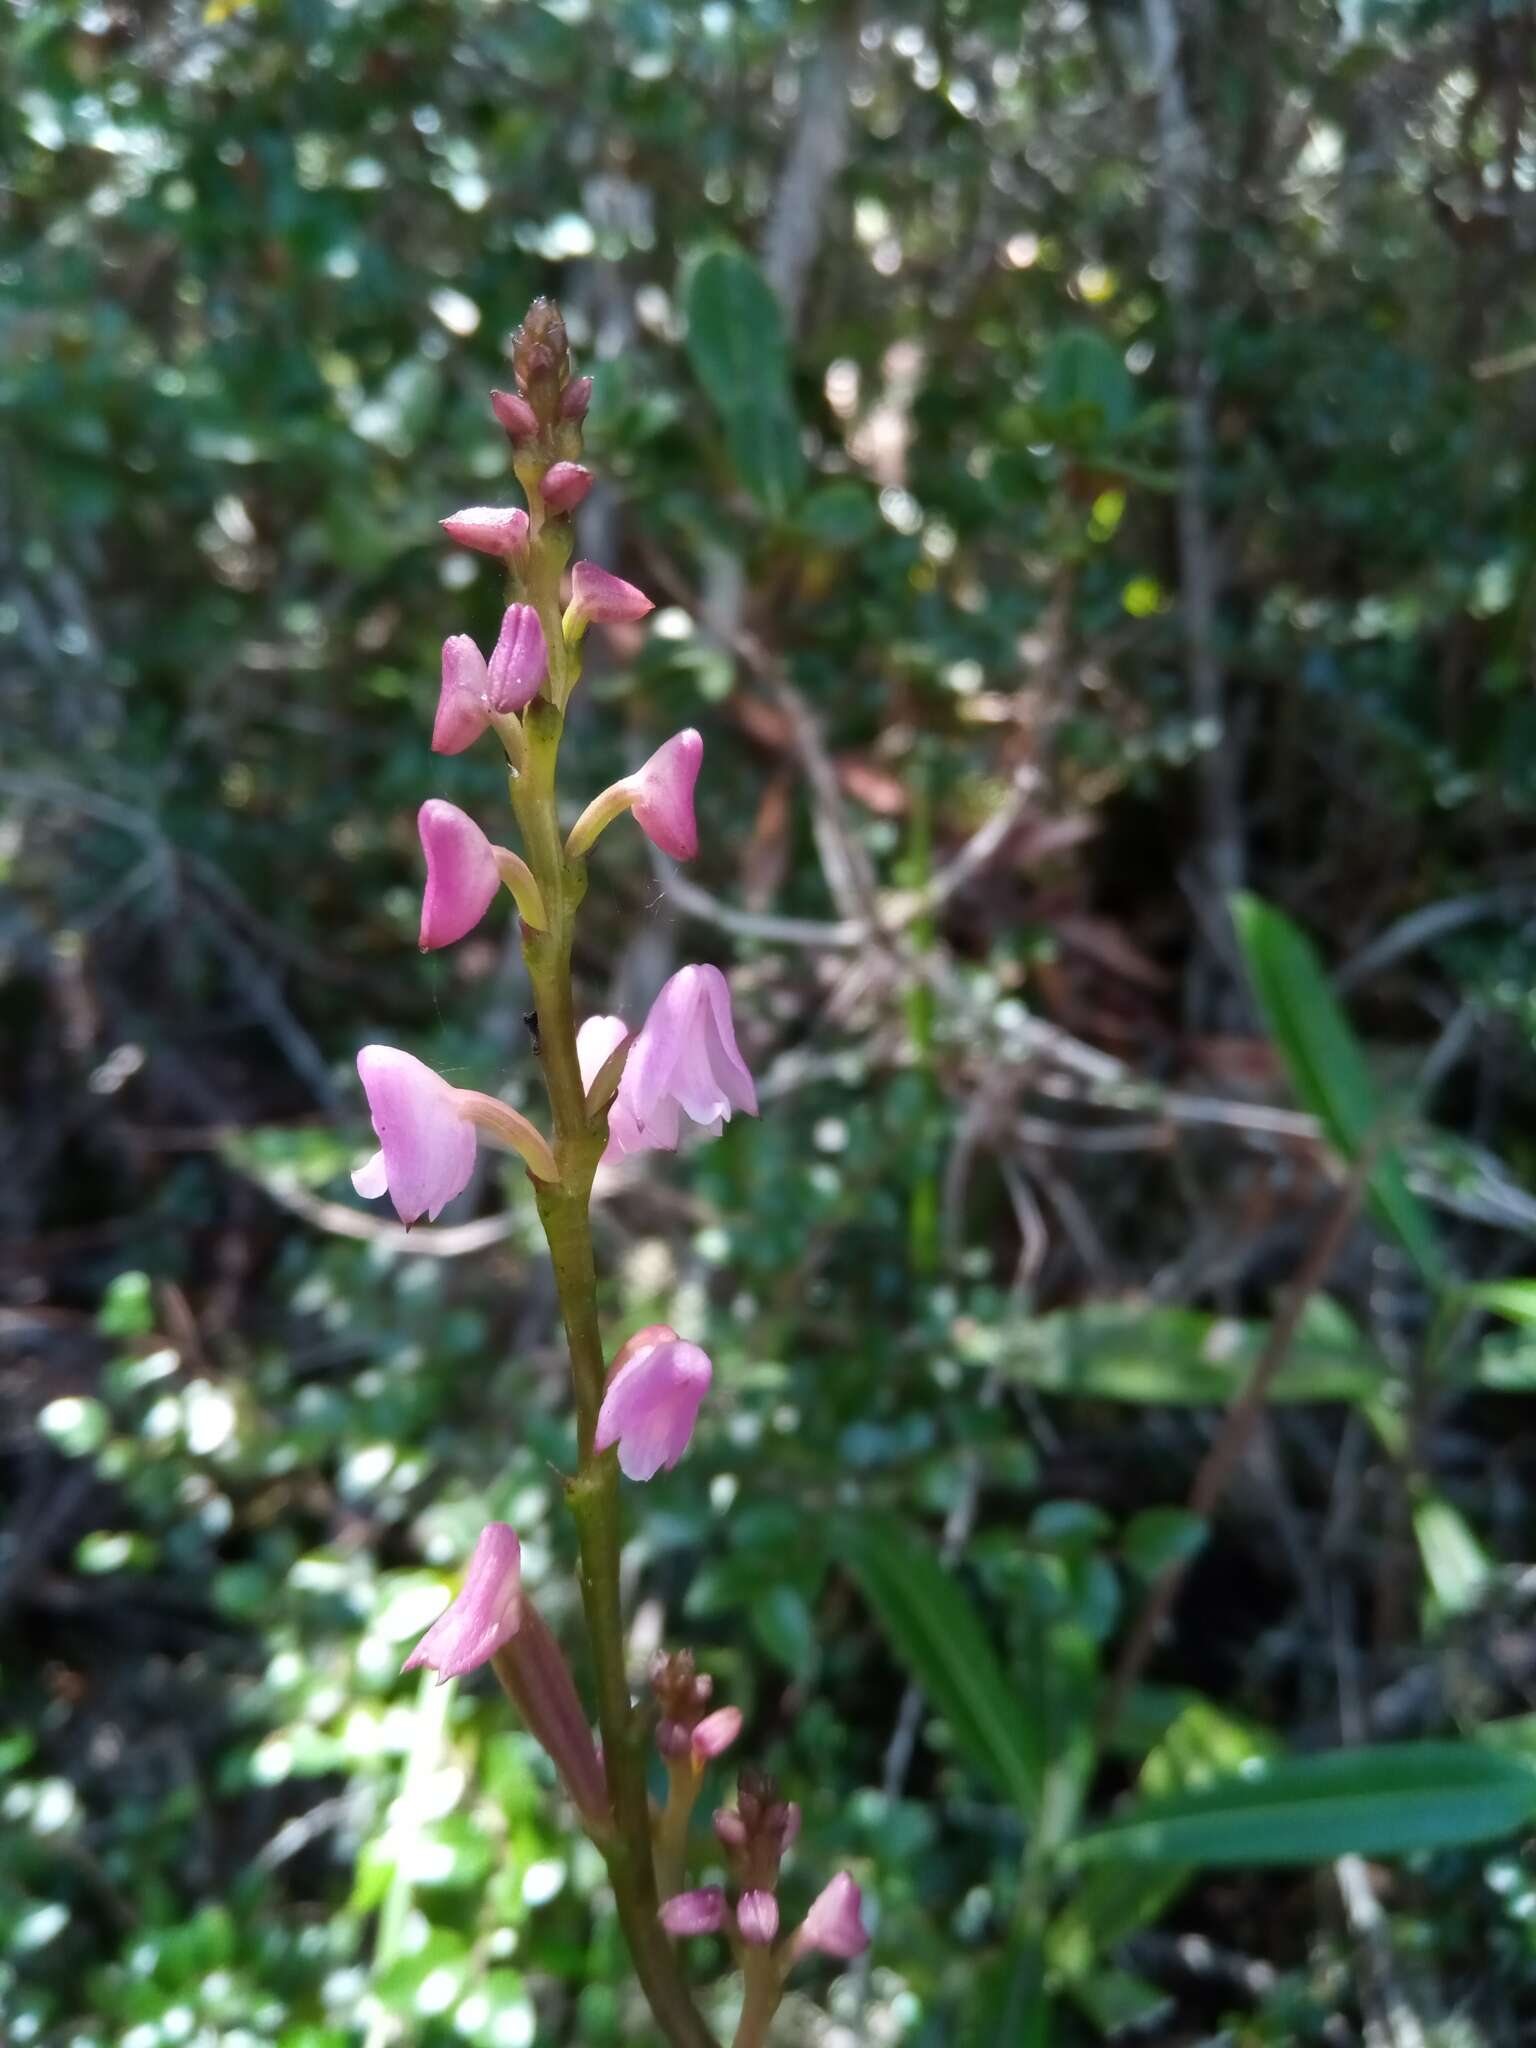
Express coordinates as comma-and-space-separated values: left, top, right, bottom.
402, 1523, 522, 1679
560, 375, 593, 421
736, 1890, 780, 1948
490, 388, 540, 439
440, 505, 530, 558
418, 800, 502, 950
607, 965, 758, 1157
433, 635, 494, 755
486, 604, 548, 712
542, 461, 594, 514
628, 728, 703, 862
659, 1888, 727, 1938
353, 1045, 477, 1226
790, 1873, 870, 1962
594, 1328, 712, 1482
713, 1808, 748, 1849
567, 559, 653, 630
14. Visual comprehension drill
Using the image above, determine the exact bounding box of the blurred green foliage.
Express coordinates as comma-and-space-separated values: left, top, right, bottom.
6, 0, 1536, 2043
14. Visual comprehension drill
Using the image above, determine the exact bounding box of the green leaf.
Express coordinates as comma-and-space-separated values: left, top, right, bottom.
1073, 1743, 1536, 1867
751, 1583, 817, 1674
1230, 892, 1444, 1283
1039, 327, 1136, 439
1065, 1966, 1172, 2034
977, 1300, 1385, 1406
1123, 1507, 1209, 1580
962, 1937, 1051, 2048
1463, 1280, 1536, 1327
1413, 1494, 1492, 1619
842, 1516, 1044, 1819
682, 244, 804, 514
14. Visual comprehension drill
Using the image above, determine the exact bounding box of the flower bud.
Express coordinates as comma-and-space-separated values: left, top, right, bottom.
541, 461, 593, 514
418, 800, 502, 949
565, 559, 654, 633
486, 604, 548, 712
737, 1891, 780, 1948
440, 505, 531, 558
560, 374, 593, 421
659, 1888, 727, 1938
789, 1873, 870, 1963
511, 298, 569, 417
433, 635, 494, 755
491, 388, 540, 440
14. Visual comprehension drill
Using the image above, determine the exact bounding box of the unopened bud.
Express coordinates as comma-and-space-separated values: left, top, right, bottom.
560, 374, 593, 421
512, 298, 569, 419
541, 461, 593, 514
491, 388, 540, 440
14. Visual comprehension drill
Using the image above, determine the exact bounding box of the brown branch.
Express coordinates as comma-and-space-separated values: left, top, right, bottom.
1098, 1151, 1374, 1743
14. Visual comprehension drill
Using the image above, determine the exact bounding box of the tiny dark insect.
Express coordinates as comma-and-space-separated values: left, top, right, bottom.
524, 1009, 542, 1055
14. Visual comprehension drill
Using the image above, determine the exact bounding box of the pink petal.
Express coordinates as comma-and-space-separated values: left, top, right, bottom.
351, 1149, 388, 1199
796, 1872, 869, 1960
594, 1337, 712, 1481
690, 1706, 742, 1763
659, 1888, 727, 1938
440, 505, 530, 557
485, 604, 547, 713
736, 1890, 780, 1947
418, 801, 502, 949
355, 1045, 477, 1226
432, 635, 492, 755
570, 560, 653, 625
402, 1523, 522, 1679
629, 730, 703, 862
542, 462, 593, 514
620, 966, 755, 1141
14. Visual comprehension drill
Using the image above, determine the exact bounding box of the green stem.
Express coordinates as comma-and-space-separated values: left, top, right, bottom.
512, 698, 717, 2048
730, 1951, 782, 2048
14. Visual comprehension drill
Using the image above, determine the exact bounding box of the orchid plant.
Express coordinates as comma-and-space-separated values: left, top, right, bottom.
351, 301, 867, 2048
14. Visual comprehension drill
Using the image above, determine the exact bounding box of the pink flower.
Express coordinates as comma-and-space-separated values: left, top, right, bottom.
440, 505, 531, 557
567, 560, 653, 631
629, 730, 702, 861
490, 389, 539, 439
542, 462, 593, 513
659, 1888, 727, 1938
690, 1706, 742, 1763
433, 634, 495, 755
790, 1873, 870, 1962
418, 800, 501, 950
403, 1523, 522, 1680
485, 604, 547, 712
594, 1324, 712, 1481
353, 1046, 477, 1226
608, 965, 757, 1155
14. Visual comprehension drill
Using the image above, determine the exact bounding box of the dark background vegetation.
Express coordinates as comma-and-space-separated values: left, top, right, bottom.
5, 0, 1536, 2042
